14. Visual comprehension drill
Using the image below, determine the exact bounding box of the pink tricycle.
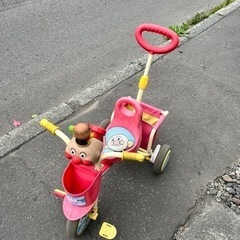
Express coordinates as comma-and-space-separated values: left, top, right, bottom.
40, 23, 179, 239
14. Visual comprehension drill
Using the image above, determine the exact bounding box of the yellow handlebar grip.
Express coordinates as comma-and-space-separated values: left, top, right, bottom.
122, 152, 145, 162
40, 119, 59, 135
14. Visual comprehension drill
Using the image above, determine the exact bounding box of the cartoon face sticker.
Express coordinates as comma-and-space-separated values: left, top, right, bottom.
103, 127, 135, 153
108, 134, 133, 152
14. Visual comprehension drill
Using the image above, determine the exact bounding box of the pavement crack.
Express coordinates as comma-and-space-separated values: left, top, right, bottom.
172, 195, 205, 239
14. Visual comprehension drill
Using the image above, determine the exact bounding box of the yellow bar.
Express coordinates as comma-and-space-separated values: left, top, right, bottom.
122, 152, 145, 162
40, 119, 59, 135
138, 75, 149, 90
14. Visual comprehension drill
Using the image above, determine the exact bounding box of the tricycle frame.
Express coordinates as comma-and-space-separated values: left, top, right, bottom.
39, 23, 179, 239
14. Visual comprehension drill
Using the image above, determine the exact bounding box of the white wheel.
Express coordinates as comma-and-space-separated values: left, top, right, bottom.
153, 144, 171, 175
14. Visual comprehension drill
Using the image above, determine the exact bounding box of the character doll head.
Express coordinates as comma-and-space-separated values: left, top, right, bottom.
65, 123, 103, 165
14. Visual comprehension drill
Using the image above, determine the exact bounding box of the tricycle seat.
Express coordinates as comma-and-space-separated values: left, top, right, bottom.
102, 97, 143, 154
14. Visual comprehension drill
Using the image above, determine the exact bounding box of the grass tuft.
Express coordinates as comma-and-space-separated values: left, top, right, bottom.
169, 0, 235, 36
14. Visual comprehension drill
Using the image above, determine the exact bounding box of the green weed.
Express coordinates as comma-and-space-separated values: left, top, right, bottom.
169, 0, 235, 36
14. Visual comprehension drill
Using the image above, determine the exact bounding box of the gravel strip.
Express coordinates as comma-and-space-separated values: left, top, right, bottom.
207, 161, 240, 214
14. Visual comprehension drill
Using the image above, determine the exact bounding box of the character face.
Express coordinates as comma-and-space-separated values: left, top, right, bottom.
65, 138, 103, 165
107, 134, 133, 152
65, 144, 91, 165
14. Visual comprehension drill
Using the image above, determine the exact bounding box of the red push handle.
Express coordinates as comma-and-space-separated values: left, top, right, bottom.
135, 23, 179, 54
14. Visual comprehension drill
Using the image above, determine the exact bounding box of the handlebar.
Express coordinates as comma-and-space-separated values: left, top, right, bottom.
39, 119, 70, 144
135, 23, 179, 54
40, 119, 59, 135
95, 151, 145, 170
122, 152, 145, 162
40, 119, 145, 165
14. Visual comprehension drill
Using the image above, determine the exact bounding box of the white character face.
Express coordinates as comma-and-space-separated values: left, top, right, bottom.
107, 134, 133, 152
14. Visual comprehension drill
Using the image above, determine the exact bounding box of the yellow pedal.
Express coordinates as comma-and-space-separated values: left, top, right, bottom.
99, 222, 117, 239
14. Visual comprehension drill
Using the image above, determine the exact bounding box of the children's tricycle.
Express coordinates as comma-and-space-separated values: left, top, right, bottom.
40, 23, 179, 239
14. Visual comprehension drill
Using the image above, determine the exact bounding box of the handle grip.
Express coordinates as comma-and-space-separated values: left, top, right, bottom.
135, 23, 179, 54
40, 119, 59, 135
122, 152, 145, 162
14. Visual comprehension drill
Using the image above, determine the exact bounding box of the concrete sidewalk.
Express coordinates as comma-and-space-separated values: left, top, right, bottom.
0, 1, 240, 240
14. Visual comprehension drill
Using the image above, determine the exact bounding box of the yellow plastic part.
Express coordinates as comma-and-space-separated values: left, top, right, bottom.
99, 222, 117, 239
89, 207, 98, 220
122, 152, 145, 162
126, 104, 159, 126
138, 75, 149, 90
40, 119, 59, 135
142, 112, 159, 126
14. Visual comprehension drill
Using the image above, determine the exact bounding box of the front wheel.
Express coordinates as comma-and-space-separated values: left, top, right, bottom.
66, 215, 91, 238
153, 144, 171, 175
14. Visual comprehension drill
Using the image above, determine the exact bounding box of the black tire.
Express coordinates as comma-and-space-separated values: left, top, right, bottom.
66, 215, 90, 238
153, 144, 171, 175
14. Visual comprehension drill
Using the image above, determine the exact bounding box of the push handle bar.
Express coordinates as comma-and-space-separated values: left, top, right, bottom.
40, 119, 59, 135
135, 23, 179, 54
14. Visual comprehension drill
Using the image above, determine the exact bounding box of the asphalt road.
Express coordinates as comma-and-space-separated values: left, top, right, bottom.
0, 2, 240, 240
0, 0, 223, 136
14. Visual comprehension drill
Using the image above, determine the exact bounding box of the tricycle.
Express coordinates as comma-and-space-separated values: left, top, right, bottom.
40, 23, 179, 239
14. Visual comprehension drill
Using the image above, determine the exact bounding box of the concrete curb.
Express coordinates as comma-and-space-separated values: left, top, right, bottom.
187, 0, 240, 38
0, 103, 73, 158
1, 0, 240, 158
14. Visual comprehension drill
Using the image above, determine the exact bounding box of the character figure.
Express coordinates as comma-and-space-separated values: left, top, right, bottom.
65, 123, 103, 165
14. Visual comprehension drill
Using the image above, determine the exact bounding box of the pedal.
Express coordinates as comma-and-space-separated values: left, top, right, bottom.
53, 189, 66, 199
99, 222, 117, 239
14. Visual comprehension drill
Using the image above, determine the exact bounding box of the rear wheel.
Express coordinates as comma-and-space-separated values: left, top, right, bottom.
66, 215, 90, 238
153, 144, 171, 175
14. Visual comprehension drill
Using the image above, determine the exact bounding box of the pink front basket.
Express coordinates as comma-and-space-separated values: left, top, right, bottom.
62, 163, 102, 220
